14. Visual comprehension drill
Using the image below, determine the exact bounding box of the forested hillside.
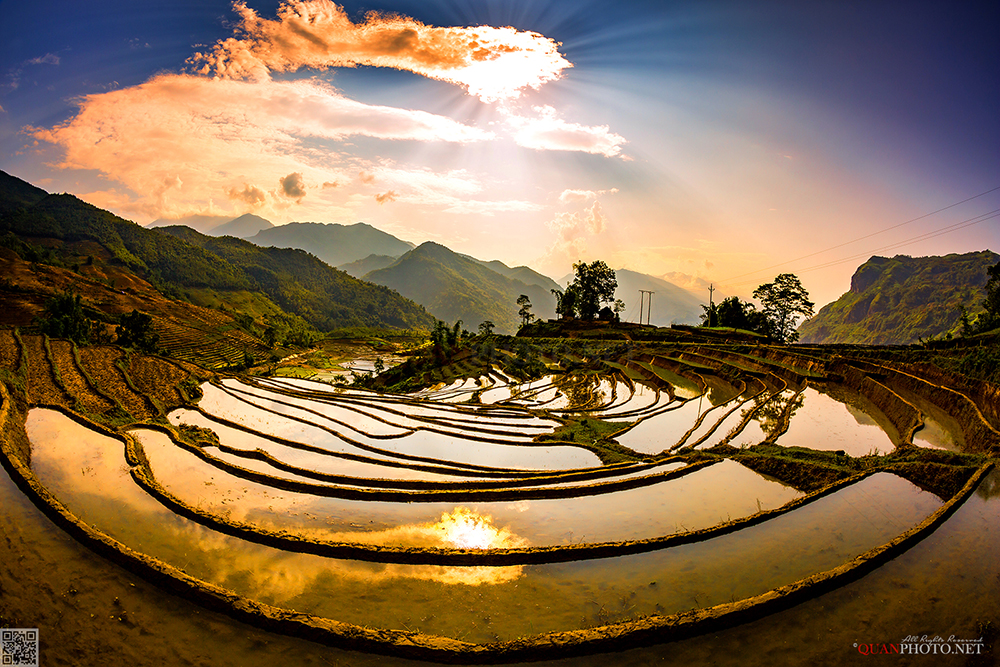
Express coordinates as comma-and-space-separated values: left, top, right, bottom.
798, 251, 999, 344
365, 242, 556, 333
0, 170, 435, 332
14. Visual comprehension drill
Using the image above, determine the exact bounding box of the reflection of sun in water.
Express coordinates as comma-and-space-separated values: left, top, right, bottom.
432, 507, 528, 550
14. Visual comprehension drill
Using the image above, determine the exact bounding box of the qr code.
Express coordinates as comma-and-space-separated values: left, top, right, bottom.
1, 629, 38, 667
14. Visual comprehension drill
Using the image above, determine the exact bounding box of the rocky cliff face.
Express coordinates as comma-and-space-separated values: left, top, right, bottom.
798, 251, 998, 345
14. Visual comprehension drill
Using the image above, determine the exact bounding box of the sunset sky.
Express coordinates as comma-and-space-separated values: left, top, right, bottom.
2, 0, 997, 308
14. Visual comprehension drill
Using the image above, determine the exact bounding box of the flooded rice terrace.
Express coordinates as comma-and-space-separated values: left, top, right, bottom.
2, 343, 998, 664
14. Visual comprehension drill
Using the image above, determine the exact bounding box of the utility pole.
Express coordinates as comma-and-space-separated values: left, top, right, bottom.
708, 284, 716, 326
638, 290, 655, 326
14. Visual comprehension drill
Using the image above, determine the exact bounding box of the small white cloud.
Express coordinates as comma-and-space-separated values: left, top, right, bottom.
558, 187, 618, 204
506, 106, 626, 158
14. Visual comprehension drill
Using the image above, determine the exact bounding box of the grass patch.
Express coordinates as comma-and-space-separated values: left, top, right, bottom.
535, 416, 641, 465
712, 441, 987, 497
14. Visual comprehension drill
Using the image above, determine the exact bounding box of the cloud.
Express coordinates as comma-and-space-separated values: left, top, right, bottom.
558, 187, 618, 204
228, 183, 267, 206
358, 170, 376, 184
506, 107, 626, 157
322, 181, 339, 189
29, 73, 493, 219
355, 164, 541, 215
280, 172, 306, 200
6, 53, 62, 92
543, 200, 607, 263
374, 190, 397, 204
547, 201, 605, 236
189, 0, 571, 102
28, 53, 60, 66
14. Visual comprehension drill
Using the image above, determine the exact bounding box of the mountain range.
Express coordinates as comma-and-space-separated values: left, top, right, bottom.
0, 170, 435, 333
148, 213, 273, 238
798, 250, 999, 345
362, 242, 558, 334
612, 269, 705, 326
246, 221, 415, 269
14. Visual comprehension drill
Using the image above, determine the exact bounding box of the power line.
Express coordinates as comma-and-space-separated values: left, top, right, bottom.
727, 208, 1000, 287
720, 185, 1000, 284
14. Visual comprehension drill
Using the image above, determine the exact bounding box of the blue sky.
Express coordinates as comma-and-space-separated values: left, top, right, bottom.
2, 0, 997, 307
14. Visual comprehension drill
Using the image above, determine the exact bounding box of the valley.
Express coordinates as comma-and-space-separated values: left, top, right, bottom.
1, 170, 998, 664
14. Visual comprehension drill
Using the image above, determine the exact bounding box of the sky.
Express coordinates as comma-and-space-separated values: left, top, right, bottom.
2, 0, 998, 311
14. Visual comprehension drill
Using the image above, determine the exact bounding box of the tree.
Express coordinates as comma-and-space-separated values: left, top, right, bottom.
975, 260, 1000, 332
700, 303, 719, 328
116, 309, 160, 353
552, 287, 578, 319
752, 274, 815, 343
38, 292, 93, 345
478, 320, 495, 337
567, 260, 617, 320
702, 296, 770, 333
516, 294, 535, 328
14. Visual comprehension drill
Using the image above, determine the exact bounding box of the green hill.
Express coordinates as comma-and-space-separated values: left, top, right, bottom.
157, 226, 434, 330
247, 221, 415, 268
338, 253, 399, 278
0, 170, 435, 332
470, 258, 562, 293
798, 251, 999, 345
364, 242, 556, 333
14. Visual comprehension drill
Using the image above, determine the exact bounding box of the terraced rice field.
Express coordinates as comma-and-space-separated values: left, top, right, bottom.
1, 335, 997, 662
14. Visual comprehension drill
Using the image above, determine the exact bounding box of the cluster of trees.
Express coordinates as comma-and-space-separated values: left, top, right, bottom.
429, 319, 468, 363
701, 273, 815, 344
550, 260, 624, 321
36, 291, 160, 352
962, 259, 1000, 335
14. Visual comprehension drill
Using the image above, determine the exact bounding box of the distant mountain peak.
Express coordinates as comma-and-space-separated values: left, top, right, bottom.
211, 213, 273, 238
245, 221, 414, 268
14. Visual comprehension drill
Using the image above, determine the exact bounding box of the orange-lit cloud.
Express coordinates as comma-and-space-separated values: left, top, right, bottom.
29, 73, 493, 219
280, 172, 307, 200
228, 183, 267, 206
191, 0, 571, 102
374, 190, 397, 204
506, 106, 627, 157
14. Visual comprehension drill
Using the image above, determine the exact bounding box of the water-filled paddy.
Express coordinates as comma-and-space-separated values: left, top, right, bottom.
25, 407, 945, 644
615, 398, 717, 454
192, 383, 598, 471
133, 426, 798, 544
776, 386, 895, 455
